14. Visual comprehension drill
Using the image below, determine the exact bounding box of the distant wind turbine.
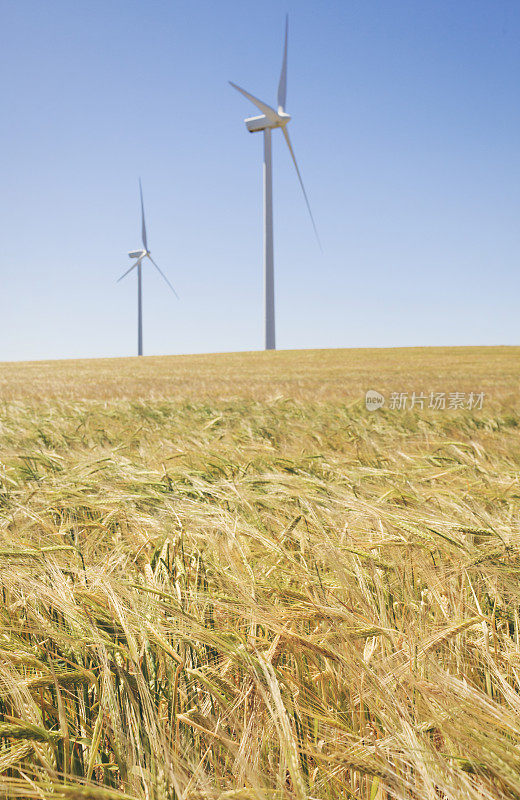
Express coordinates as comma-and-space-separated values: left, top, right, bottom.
117, 180, 179, 356
230, 15, 320, 351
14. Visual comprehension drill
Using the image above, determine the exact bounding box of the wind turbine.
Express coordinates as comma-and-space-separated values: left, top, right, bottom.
117, 180, 179, 356
230, 16, 320, 351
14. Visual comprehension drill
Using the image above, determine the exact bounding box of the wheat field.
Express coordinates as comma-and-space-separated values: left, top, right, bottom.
0, 346, 519, 799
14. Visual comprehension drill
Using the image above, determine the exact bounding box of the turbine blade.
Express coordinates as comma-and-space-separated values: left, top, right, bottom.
139, 178, 148, 251
282, 127, 322, 250
277, 15, 288, 112
229, 82, 279, 123
117, 261, 139, 282
147, 255, 180, 299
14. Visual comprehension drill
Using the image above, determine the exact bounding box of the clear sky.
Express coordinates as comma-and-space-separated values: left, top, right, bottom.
1, 0, 519, 360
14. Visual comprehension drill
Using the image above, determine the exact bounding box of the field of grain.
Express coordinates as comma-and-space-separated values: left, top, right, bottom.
0, 347, 518, 799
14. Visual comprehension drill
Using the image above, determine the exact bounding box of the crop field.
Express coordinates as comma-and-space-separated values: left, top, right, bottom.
0, 346, 519, 800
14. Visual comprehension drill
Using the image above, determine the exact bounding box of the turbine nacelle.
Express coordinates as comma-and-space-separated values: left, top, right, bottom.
128, 249, 147, 260
245, 112, 291, 133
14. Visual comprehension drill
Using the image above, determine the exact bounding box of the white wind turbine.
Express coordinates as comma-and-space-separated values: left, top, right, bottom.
117, 179, 179, 356
230, 16, 320, 351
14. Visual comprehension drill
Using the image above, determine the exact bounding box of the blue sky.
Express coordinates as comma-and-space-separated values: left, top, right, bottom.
1, 0, 519, 360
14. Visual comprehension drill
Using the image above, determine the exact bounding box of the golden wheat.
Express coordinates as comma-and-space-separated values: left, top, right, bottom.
0, 347, 518, 799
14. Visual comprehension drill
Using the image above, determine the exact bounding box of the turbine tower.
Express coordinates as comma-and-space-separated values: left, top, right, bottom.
117, 180, 179, 356
230, 16, 320, 351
